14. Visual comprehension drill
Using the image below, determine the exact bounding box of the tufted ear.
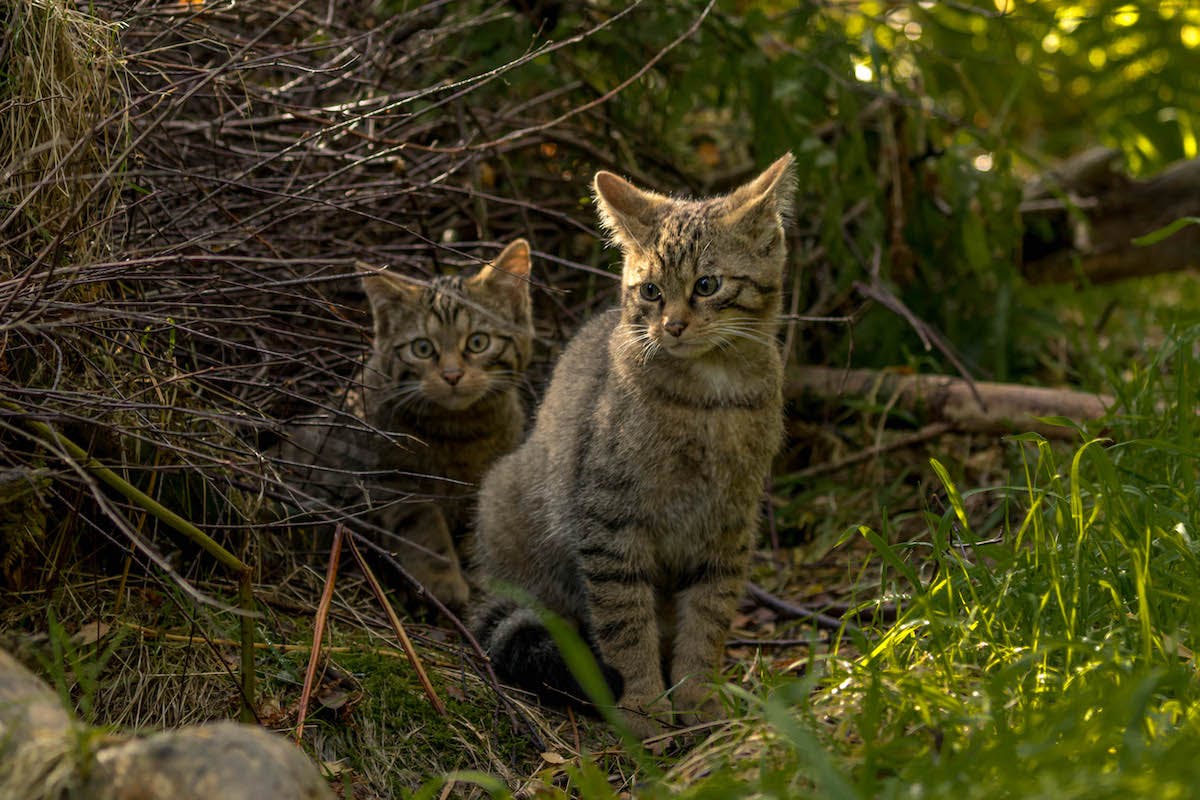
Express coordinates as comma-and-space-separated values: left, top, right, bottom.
717, 153, 796, 251
468, 238, 532, 307
593, 171, 669, 252
357, 261, 421, 335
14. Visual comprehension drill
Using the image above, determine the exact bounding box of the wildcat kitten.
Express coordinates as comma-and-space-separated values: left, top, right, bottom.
471, 157, 795, 737
357, 239, 534, 610
280, 240, 534, 612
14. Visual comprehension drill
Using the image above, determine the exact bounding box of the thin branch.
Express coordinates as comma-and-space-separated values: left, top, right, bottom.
295, 524, 344, 743
345, 532, 446, 716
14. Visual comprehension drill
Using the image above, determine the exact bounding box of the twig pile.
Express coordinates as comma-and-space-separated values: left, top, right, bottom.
1, 0, 694, 590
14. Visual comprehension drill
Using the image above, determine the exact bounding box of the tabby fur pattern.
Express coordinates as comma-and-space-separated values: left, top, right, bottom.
280, 240, 534, 612
471, 157, 795, 737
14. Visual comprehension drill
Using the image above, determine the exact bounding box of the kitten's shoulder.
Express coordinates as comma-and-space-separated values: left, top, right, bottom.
562, 307, 621, 358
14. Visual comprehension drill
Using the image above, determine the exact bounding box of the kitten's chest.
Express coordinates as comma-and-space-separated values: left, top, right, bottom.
381, 425, 515, 487
594, 387, 781, 532
372, 394, 523, 492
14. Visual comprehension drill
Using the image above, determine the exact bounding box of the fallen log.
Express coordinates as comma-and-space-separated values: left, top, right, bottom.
787, 365, 1112, 441
1021, 148, 1200, 285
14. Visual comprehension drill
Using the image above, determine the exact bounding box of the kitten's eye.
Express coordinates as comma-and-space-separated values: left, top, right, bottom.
693, 275, 722, 297
466, 332, 491, 353
410, 338, 435, 358
639, 282, 662, 302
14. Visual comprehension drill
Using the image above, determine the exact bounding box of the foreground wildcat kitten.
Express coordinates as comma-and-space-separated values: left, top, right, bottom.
472, 157, 794, 737
281, 240, 534, 612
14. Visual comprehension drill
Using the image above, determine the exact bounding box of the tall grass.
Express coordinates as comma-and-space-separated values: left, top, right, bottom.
807, 320, 1200, 798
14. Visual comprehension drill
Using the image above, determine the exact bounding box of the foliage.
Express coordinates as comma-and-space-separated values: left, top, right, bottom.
441, 0, 1199, 381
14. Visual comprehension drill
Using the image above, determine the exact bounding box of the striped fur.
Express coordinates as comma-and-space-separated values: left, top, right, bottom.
281, 240, 535, 612
472, 157, 795, 737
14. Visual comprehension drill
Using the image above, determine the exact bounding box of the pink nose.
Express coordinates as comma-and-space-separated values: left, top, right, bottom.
442, 369, 463, 386
664, 319, 687, 337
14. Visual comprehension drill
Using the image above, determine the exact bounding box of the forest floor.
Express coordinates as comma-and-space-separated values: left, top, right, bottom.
0, 423, 1047, 798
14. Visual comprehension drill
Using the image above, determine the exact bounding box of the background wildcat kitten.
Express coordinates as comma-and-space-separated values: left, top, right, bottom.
280, 239, 534, 612
471, 157, 795, 737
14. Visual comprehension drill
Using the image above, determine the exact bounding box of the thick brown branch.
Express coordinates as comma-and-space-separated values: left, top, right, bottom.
787, 365, 1111, 440
1022, 149, 1200, 284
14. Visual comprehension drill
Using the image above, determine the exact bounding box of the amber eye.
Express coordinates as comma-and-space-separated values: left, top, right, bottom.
639, 282, 662, 302
693, 275, 721, 296
466, 332, 491, 353
410, 338, 435, 358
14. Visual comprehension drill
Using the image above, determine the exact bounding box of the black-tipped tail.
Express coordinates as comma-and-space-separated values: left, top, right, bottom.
473, 597, 623, 710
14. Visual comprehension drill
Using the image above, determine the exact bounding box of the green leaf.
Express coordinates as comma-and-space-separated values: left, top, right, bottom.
1131, 217, 1200, 247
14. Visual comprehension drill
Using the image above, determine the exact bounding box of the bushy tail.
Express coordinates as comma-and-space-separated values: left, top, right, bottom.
472, 596, 623, 710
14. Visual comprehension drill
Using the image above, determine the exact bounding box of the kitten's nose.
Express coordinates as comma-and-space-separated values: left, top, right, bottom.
664, 318, 688, 337
441, 369, 463, 386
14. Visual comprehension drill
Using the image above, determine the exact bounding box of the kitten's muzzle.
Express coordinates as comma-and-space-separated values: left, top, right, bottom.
663, 317, 688, 337
441, 368, 464, 386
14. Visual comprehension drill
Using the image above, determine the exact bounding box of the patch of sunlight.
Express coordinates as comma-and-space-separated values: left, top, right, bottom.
1113, 5, 1140, 26
1159, 1, 1179, 20
973, 153, 994, 172
1042, 31, 1061, 53
1123, 58, 1151, 81
1135, 132, 1160, 163
1069, 75, 1092, 96
1181, 114, 1198, 159
1057, 4, 1084, 33
903, 21, 922, 41
993, 0, 1013, 13
1156, 108, 1197, 158
1111, 33, 1146, 58
1088, 47, 1107, 68
1182, 24, 1200, 48
853, 60, 874, 82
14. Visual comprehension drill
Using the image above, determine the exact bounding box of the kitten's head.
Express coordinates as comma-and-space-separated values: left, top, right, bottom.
593, 154, 795, 360
359, 239, 534, 412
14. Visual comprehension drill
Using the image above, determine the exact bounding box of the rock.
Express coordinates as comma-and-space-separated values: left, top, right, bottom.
0, 646, 334, 800
83, 721, 335, 800
0, 648, 82, 800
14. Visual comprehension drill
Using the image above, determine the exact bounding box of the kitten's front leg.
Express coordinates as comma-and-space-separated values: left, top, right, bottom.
383, 503, 470, 613
669, 562, 746, 726
584, 557, 671, 739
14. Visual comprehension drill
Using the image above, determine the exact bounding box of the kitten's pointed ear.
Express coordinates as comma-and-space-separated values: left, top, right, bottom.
593, 171, 667, 251
357, 261, 420, 324
718, 153, 796, 249
470, 239, 532, 304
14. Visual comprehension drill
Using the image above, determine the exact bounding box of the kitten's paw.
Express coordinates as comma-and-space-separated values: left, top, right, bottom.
672, 682, 725, 727
424, 571, 470, 614
618, 696, 672, 741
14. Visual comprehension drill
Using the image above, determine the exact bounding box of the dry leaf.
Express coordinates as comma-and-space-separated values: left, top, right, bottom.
73, 620, 110, 646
